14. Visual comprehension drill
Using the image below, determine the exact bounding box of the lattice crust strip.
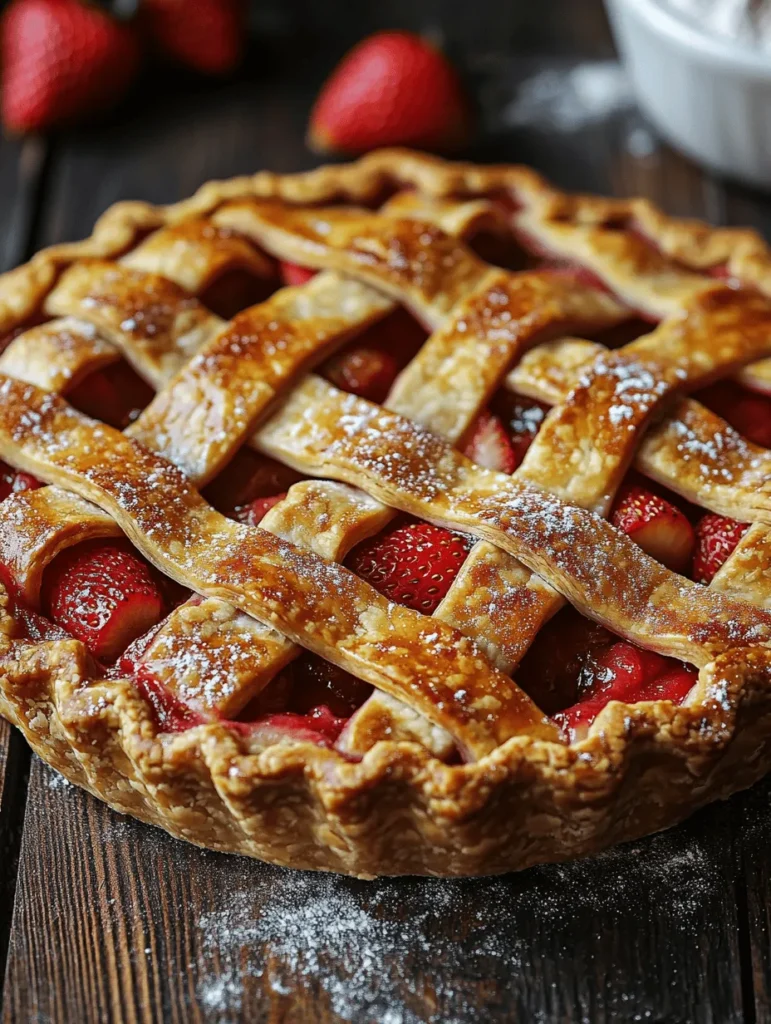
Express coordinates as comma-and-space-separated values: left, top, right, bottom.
2, 152, 771, 878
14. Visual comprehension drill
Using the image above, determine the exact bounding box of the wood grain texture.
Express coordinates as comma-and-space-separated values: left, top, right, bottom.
1, 3, 770, 1020
2, 757, 750, 1024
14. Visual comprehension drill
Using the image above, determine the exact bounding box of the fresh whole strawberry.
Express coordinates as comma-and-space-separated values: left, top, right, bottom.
463, 410, 517, 474
1, 0, 141, 133
610, 482, 695, 572
347, 518, 473, 615
308, 30, 471, 155
43, 539, 165, 662
691, 513, 749, 584
142, 0, 244, 75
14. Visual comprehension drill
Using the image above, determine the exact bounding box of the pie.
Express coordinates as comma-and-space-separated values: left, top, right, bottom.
1, 148, 771, 879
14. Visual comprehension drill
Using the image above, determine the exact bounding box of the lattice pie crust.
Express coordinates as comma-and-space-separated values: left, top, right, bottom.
1, 150, 771, 877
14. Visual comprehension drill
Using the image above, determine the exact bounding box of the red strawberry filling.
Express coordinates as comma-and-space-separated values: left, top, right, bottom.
67, 361, 154, 429
320, 308, 427, 403
346, 517, 474, 615
610, 481, 695, 572
205, 449, 302, 519
0, 459, 41, 501
323, 346, 401, 404
697, 380, 771, 449
516, 607, 696, 741
463, 410, 517, 473
490, 392, 549, 468
279, 261, 317, 287
691, 513, 749, 584
133, 663, 207, 734
235, 492, 287, 528
200, 268, 275, 321
553, 641, 697, 740
41, 539, 166, 662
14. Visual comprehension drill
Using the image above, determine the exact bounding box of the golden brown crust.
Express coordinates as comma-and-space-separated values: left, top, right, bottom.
1, 150, 771, 876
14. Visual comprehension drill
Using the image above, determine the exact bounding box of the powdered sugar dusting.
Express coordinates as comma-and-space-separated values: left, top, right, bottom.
193, 828, 721, 1022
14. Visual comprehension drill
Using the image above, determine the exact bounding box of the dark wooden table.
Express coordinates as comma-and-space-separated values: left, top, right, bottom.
2, 5, 771, 1022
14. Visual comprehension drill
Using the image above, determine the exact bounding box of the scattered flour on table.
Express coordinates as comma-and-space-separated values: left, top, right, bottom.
46, 770, 72, 792
502, 60, 635, 133
193, 828, 720, 1023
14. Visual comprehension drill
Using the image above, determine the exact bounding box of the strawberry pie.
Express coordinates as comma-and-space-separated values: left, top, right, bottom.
1, 150, 771, 877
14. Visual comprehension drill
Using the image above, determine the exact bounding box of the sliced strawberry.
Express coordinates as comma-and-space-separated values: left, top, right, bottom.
235, 492, 287, 528
43, 540, 166, 662
323, 346, 400, 403
591, 640, 667, 698
515, 607, 615, 714
308, 31, 471, 155
611, 483, 695, 572
691, 513, 749, 584
463, 410, 517, 473
321, 310, 427, 404
698, 380, 771, 449
279, 261, 317, 287
362, 308, 428, 359
346, 518, 473, 615
634, 665, 697, 703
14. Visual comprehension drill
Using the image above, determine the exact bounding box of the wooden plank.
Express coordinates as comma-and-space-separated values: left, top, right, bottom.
4, 757, 748, 1024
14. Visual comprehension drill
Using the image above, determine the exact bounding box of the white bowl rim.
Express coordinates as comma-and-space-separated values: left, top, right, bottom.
613, 0, 771, 79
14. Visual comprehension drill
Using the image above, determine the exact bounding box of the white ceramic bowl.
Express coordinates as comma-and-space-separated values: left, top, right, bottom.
606, 0, 771, 188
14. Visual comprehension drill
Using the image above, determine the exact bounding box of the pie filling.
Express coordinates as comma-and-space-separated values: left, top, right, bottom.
0, 204, 764, 761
